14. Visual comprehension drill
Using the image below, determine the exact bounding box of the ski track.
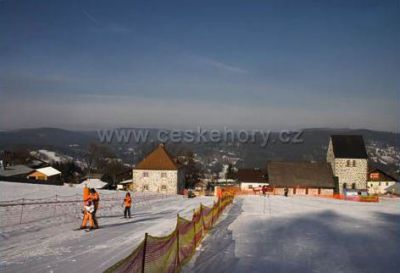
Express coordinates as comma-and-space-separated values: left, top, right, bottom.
0, 193, 214, 273
183, 195, 400, 273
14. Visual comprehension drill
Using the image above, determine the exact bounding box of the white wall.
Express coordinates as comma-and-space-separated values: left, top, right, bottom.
133, 169, 179, 194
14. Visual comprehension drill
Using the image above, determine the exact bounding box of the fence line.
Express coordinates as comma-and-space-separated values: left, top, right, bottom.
0, 192, 173, 228
105, 193, 234, 273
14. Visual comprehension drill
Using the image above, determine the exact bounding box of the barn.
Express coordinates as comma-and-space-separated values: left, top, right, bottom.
266, 161, 336, 195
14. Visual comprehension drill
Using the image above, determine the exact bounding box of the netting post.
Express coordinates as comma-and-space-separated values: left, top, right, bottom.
142, 233, 148, 273
19, 198, 25, 224
193, 209, 196, 250
176, 214, 180, 269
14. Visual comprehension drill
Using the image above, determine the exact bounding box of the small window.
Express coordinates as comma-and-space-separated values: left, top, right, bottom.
370, 183, 373, 187
379, 182, 381, 186
161, 172, 167, 178
343, 183, 347, 189
143, 172, 149, 178
352, 160, 356, 167
370, 173, 379, 179
351, 183, 356, 190
386, 182, 389, 186
346, 160, 351, 167
248, 185, 253, 189
143, 185, 149, 190
161, 185, 167, 190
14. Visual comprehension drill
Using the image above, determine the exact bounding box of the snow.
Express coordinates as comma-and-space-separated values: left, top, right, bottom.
77, 178, 108, 189
35, 166, 62, 176
0, 181, 215, 273
184, 195, 400, 273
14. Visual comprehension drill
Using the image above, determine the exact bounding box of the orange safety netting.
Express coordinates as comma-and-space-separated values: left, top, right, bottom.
105, 193, 234, 273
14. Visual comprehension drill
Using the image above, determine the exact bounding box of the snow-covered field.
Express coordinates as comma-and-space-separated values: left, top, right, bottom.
184, 195, 400, 273
0, 182, 215, 273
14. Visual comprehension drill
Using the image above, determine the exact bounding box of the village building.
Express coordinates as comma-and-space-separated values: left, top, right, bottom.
77, 178, 108, 189
132, 144, 185, 194
326, 135, 368, 193
267, 161, 336, 195
367, 169, 398, 195
0, 164, 34, 180
27, 166, 61, 181
236, 168, 268, 191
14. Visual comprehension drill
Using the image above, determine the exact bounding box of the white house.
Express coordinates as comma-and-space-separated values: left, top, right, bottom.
132, 144, 185, 194
237, 168, 268, 191
367, 169, 398, 195
327, 135, 368, 193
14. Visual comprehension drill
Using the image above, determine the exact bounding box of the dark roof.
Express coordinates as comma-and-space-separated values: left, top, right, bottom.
135, 144, 179, 170
236, 168, 267, 183
331, 135, 368, 159
367, 169, 398, 182
0, 165, 34, 177
267, 161, 335, 188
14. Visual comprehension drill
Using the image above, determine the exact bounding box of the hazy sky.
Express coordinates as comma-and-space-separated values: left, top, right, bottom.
0, 0, 399, 131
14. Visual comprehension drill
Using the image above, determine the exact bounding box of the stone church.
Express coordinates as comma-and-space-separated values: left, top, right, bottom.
326, 135, 368, 193
132, 144, 185, 194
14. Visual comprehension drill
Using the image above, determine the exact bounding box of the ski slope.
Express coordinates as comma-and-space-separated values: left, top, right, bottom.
184, 195, 400, 273
0, 182, 215, 273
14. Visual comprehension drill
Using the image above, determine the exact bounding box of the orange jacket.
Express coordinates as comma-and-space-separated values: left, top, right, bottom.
124, 196, 132, 207
89, 192, 100, 209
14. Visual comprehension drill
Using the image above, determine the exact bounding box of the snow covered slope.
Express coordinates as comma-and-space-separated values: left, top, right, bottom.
0, 182, 215, 273
184, 195, 400, 273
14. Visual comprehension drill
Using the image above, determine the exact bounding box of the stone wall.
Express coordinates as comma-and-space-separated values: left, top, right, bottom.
133, 169, 179, 194
334, 158, 367, 193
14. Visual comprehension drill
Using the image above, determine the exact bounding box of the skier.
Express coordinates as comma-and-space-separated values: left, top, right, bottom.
123, 192, 132, 218
284, 187, 289, 197
80, 200, 95, 230
89, 189, 100, 228
262, 185, 267, 196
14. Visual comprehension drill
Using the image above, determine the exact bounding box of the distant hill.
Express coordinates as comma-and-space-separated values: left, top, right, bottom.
0, 127, 398, 178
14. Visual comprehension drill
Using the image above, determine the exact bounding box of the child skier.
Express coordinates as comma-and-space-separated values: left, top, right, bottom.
123, 192, 132, 218
80, 200, 95, 230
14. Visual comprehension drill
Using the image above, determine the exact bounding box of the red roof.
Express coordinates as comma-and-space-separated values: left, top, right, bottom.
135, 144, 179, 170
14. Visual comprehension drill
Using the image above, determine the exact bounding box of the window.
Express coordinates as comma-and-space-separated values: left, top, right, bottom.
379, 182, 381, 186
346, 160, 351, 167
161, 185, 167, 190
248, 185, 253, 189
351, 183, 356, 190
343, 183, 347, 190
161, 172, 167, 178
143, 172, 149, 178
386, 182, 389, 186
370, 183, 373, 187
143, 185, 149, 191
352, 160, 356, 167
370, 173, 379, 179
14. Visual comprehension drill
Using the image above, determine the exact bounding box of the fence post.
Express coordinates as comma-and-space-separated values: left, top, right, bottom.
176, 214, 180, 269
54, 195, 58, 217
193, 209, 196, 250
142, 233, 148, 273
19, 198, 25, 224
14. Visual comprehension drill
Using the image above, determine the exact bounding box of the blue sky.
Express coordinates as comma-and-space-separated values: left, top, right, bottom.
0, 0, 399, 131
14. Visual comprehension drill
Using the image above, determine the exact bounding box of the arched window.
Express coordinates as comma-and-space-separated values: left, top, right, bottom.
351, 183, 356, 189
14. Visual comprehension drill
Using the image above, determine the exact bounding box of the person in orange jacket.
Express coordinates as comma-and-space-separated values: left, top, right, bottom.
123, 192, 132, 218
80, 200, 95, 230
89, 189, 100, 228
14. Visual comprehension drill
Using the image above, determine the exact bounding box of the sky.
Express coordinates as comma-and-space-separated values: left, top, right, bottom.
0, 0, 399, 132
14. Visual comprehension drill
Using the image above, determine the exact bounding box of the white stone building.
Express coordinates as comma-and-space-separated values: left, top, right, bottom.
327, 135, 368, 193
132, 144, 185, 194
367, 169, 398, 195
